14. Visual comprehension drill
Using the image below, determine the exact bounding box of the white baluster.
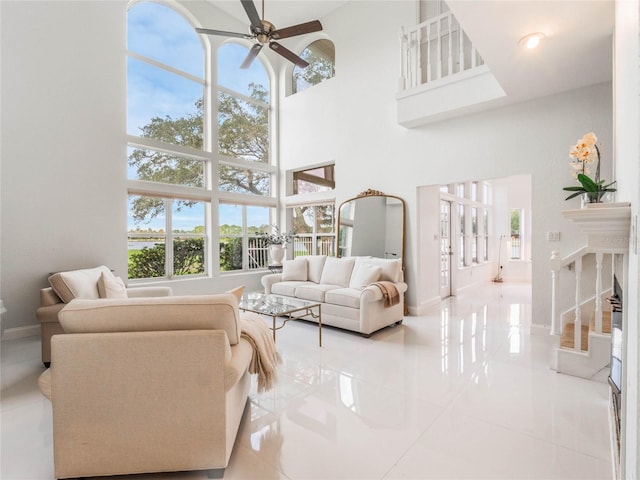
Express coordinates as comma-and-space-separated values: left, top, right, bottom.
412, 30, 418, 88
399, 27, 406, 90
458, 19, 464, 72
595, 251, 603, 334
426, 21, 432, 83
550, 251, 561, 336
447, 13, 453, 76
417, 23, 423, 86
574, 256, 583, 352
436, 18, 442, 80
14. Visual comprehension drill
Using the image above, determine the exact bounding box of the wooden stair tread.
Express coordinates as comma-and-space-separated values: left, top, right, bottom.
561, 310, 612, 352
561, 323, 589, 352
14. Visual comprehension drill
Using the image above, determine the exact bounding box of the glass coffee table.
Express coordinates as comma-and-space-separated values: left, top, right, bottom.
239, 292, 322, 347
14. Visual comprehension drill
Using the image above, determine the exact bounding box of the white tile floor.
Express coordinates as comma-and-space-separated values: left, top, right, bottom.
1, 283, 614, 479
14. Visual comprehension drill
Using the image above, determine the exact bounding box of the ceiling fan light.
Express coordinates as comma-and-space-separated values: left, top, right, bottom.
519, 32, 545, 49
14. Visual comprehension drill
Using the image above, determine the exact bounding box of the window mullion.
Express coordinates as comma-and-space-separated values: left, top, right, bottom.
166, 199, 174, 279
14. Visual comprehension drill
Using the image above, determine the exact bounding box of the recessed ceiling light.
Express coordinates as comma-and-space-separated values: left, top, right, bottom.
519, 32, 545, 49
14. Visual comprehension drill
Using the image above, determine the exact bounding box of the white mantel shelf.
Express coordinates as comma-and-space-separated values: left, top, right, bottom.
562, 202, 631, 253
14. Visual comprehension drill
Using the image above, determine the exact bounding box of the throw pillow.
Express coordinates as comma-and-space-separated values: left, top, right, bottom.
349, 263, 382, 289
226, 285, 245, 304
48, 265, 113, 303
281, 258, 308, 281
306, 255, 327, 283
319, 257, 355, 287
97, 272, 128, 299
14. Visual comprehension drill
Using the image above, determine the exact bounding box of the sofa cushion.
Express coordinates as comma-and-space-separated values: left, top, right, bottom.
361, 257, 403, 282
306, 255, 327, 283
58, 294, 242, 345
281, 258, 308, 281
97, 272, 128, 299
295, 284, 340, 303
349, 263, 382, 289
272, 281, 311, 297
325, 288, 362, 309
319, 257, 355, 287
49, 265, 113, 303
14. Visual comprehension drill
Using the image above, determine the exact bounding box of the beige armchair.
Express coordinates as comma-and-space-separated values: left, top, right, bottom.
36, 265, 172, 366
38, 293, 253, 479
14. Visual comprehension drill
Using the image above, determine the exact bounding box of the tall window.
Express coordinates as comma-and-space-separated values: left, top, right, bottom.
292, 39, 335, 94
219, 204, 273, 271
458, 204, 465, 267
471, 207, 478, 264
291, 205, 335, 256
510, 209, 523, 260
483, 210, 489, 261
127, 2, 275, 280
127, 2, 206, 280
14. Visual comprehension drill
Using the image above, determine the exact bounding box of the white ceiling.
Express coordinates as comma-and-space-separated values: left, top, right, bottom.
211, 0, 615, 104
211, 0, 348, 31
447, 0, 614, 102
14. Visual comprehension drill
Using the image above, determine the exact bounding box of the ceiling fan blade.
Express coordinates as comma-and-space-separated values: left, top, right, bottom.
271, 20, 323, 40
241, 0, 263, 32
269, 41, 309, 68
195, 27, 253, 39
241, 43, 264, 69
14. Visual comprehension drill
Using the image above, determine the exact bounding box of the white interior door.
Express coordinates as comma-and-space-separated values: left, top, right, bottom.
440, 200, 452, 298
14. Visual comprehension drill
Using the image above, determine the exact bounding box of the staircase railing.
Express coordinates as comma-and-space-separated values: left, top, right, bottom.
550, 247, 612, 352
399, 11, 484, 91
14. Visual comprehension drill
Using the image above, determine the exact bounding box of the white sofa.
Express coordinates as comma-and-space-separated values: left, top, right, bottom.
261, 255, 407, 337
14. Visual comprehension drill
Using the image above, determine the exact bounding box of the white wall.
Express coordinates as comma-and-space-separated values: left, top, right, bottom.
614, 1, 640, 477
279, 0, 612, 326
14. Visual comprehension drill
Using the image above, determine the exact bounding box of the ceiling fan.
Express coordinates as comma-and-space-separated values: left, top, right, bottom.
196, 0, 323, 69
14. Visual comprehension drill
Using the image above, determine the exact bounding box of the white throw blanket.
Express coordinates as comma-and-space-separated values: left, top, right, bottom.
239, 312, 282, 393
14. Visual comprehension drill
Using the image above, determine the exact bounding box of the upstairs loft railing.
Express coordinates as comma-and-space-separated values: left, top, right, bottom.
400, 11, 485, 91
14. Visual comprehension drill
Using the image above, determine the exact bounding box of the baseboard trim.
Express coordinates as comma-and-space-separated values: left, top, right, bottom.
530, 323, 551, 336
409, 296, 442, 316
2, 324, 40, 341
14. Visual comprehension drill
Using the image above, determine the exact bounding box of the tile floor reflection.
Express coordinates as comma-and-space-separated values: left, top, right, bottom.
1, 282, 613, 479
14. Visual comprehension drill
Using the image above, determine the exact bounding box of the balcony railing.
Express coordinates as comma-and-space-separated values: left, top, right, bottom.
294, 235, 335, 257
400, 11, 484, 91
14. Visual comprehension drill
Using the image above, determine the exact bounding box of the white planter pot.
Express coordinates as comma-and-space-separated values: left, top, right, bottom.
269, 245, 286, 266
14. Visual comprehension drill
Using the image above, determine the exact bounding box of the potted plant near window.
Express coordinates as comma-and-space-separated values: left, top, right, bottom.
260, 225, 294, 266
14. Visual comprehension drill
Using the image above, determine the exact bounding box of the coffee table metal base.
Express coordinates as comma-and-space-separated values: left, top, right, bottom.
239, 293, 322, 347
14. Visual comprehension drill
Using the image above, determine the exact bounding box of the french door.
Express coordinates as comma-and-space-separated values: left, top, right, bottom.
440, 200, 452, 298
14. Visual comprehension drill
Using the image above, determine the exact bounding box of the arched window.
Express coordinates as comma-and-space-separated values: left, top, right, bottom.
126, 3, 278, 278
292, 39, 335, 94
126, 2, 207, 280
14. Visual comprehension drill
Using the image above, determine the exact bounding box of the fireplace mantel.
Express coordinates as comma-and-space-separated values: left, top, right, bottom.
562, 203, 631, 253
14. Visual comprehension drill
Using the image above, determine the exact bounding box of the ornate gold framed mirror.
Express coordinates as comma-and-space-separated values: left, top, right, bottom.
336, 189, 406, 264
